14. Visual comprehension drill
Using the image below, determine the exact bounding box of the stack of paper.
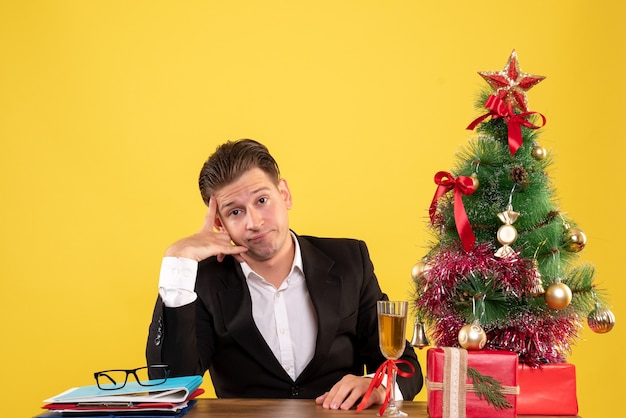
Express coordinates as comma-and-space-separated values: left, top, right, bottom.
39, 375, 203, 417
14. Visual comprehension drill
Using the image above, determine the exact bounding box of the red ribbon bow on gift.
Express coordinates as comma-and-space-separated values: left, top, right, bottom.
429, 171, 476, 252
356, 359, 415, 415
466, 94, 546, 155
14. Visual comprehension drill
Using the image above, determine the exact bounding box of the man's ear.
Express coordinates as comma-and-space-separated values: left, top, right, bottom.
278, 178, 293, 210
214, 213, 226, 232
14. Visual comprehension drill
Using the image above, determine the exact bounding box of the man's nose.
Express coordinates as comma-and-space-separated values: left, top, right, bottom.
246, 208, 263, 229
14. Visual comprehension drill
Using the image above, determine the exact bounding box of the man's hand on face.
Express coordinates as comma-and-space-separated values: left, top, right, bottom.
164, 197, 248, 262
315, 375, 385, 410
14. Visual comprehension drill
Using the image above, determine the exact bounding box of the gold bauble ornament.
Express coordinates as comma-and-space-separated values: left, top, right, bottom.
588, 305, 616, 334
544, 281, 572, 310
563, 226, 587, 252
411, 261, 431, 281
531, 145, 547, 160
471, 173, 480, 190
458, 321, 487, 350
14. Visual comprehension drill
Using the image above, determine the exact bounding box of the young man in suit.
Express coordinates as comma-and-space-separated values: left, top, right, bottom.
146, 139, 423, 410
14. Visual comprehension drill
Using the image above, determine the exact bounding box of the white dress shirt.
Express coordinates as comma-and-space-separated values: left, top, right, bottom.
240, 236, 317, 380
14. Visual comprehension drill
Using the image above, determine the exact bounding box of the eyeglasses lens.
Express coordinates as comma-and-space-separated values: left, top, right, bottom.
96, 370, 128, 389
138, 366, 168, 385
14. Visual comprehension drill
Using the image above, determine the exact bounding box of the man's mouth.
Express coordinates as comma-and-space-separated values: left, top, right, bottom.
248, 231, 269, 243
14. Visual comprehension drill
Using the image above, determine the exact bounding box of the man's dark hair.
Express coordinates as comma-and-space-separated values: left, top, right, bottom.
198, 139, 280, 205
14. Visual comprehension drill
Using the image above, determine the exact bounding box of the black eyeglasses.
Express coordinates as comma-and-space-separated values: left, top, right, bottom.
94, 365, 170, 390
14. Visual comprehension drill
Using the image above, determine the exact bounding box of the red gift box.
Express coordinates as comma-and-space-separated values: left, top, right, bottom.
517, 363, 578, 415
426, 348, 518, 418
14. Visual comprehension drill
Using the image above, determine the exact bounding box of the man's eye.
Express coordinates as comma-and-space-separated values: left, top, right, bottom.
258, 197, 268, 204
230, 209, 242, 216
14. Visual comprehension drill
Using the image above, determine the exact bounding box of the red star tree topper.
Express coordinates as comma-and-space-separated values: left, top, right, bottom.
479, 50, 545, 112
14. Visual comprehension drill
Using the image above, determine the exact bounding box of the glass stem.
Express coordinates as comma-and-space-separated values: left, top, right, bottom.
388, 366, 398, 411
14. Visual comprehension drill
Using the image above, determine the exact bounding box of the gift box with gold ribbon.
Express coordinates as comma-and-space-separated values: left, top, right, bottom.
426, 347, 519, 418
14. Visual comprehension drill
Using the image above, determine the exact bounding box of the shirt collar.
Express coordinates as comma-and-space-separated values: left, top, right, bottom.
240, 232, 303, 282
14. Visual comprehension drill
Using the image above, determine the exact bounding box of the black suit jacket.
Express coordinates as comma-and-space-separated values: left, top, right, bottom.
146, 234, 423, 399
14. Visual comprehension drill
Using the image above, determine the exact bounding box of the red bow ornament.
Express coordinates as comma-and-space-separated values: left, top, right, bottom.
356, 359, 415, 415
429, 171, 477, 252
467, 94, 546, 155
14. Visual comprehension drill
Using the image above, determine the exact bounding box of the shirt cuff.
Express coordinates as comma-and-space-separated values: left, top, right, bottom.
364, 372, 403, 400
158, 257, 198, 307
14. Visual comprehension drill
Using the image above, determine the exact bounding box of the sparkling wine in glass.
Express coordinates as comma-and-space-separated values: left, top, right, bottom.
377, 300, 409, 417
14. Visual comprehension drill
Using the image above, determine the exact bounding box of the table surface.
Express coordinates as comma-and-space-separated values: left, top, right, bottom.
178, 398, 580, 417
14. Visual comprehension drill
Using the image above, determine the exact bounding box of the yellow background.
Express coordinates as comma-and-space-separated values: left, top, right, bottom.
1, 2, 623, 417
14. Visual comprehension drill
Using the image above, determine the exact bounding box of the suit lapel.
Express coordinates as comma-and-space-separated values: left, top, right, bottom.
296, 237, 343, 382
216, 264, 293, 382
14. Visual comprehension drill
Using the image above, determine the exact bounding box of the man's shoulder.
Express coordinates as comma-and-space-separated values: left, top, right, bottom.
296, 234, 370, 260
297, 234, 364, 248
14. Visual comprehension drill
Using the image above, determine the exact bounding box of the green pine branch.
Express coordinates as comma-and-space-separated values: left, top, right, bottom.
466, 366, 513, 410
453, 273, 510, 325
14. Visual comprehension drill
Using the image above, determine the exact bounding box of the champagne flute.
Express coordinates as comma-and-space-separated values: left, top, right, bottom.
377, 300, 409, 417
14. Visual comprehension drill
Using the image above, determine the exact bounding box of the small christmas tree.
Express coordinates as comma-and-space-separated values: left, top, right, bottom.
413, 50, 615, 367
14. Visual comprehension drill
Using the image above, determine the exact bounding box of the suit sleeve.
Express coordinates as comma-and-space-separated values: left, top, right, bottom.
355, 240, 424, 400
145, 295, 204, 377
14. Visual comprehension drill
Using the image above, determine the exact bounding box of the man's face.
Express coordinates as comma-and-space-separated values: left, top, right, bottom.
213, 167, 293, 263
